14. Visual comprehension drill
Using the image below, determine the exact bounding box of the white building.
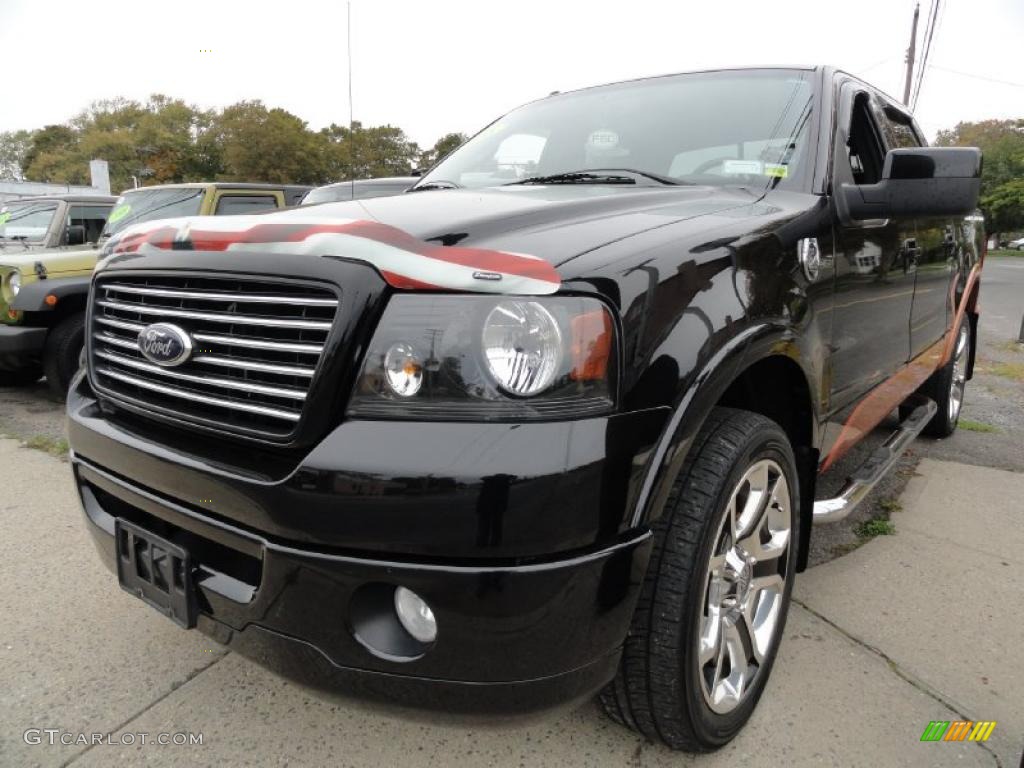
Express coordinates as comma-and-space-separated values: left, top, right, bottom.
0, 159, 110, 202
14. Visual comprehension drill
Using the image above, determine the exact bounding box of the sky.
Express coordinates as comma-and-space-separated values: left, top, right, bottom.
1, 0, 1022, 147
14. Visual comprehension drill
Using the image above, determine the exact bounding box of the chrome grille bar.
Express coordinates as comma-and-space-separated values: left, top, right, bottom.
95, 350, 308, 400
102, 283, 338, 307
96, 368, 302, 422
191, 332, 324, 355
96, 299, 334, 330
93, 333, 317, 377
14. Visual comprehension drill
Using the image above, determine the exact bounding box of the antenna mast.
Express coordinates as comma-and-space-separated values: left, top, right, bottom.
348, 1, 355, 199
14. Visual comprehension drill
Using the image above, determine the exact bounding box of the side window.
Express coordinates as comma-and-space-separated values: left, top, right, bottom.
215, 195, 278, 215
877, 104, 923, 150
845, 93, 885, 185
68, 204, 111, 242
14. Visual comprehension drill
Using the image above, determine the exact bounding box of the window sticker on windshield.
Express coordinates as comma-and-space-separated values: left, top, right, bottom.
107, 204, 131, 224
0, 211, 9, 226
587, 130, 619, 150
723, 160, 764, 175
764, 163, 788, 178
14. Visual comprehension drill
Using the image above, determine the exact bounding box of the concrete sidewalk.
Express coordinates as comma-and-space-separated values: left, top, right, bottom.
0, 440, 1020, 767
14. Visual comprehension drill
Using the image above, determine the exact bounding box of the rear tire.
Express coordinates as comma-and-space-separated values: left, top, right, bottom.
918, 317, 970, 438
43, 312, 85, 398
599, 407, 799, 751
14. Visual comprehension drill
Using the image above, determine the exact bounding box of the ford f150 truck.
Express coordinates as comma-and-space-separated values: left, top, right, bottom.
66, 66, 983, 751
0, 182, 309, 394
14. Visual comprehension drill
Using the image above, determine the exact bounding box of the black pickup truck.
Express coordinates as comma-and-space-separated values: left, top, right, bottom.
66, 66, 983, 751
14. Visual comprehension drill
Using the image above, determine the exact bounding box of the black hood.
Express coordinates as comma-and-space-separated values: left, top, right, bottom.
310, 185, 760, 270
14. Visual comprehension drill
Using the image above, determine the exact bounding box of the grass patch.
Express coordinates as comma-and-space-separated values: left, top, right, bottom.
959, 418, 999, 433
855, 517, 896, 538
990, 360, 1024, 382
22, 434, 69, 458
996, 340, 1023, 355
989, 249, 1024, 257
878, 499, 903, 514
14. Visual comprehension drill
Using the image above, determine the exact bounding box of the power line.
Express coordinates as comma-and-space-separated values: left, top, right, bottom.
927, 64, 1024, 89
910, 0, 936, 109
911, 0, 942, 111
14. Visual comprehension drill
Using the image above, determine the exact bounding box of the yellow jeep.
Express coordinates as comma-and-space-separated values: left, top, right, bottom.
0, 182, 309, 394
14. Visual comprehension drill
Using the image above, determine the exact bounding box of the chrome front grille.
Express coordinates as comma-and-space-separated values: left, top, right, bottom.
89, 275, 339, 439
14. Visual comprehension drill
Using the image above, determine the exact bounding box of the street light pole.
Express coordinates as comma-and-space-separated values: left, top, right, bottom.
903, 3, 920, 106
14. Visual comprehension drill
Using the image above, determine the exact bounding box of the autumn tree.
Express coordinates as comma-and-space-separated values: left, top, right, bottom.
6, 96, 454, 191
210, 101, 330, 184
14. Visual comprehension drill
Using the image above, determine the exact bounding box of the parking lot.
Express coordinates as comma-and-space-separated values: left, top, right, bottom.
2, 256, 1023, 767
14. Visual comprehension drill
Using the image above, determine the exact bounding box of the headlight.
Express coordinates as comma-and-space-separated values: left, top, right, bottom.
8, 272, 21, 296
482, 300, 562, 396
348, 295, 615, 420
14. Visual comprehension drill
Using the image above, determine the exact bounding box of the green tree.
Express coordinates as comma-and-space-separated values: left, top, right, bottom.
212, 101, 329, 184
420, 132, 467, 170
935, 119, 1024, 237
981, 179, 1024, 234
319, 121, 420, 181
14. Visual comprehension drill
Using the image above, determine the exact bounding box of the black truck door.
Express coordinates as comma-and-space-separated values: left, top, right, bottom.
828, 85, 918, 412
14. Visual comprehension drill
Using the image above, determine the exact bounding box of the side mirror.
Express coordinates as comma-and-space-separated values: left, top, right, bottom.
839, 147, 982, 222
65, 224, 87, 246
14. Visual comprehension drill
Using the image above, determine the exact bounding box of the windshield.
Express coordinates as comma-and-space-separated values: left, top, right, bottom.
420, 69, 814, 191
103, 188, 205, 237
0, 202, 59, 242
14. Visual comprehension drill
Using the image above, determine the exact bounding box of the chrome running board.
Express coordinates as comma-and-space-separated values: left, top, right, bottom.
813, 396, 937, 524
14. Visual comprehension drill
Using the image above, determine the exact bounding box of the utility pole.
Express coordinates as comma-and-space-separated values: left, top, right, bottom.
903, 3, 920, 106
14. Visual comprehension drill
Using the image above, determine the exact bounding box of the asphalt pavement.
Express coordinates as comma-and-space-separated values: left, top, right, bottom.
1, 440, 1020, 767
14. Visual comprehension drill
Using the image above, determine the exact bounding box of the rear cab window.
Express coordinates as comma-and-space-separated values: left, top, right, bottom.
215, 195, 280, 215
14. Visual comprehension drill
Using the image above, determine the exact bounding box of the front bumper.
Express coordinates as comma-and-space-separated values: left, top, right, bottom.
68, 377, 665, 713
0, 324, 46, 369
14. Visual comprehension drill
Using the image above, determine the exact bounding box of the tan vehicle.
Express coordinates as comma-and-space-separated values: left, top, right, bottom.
0, 182, 309, 393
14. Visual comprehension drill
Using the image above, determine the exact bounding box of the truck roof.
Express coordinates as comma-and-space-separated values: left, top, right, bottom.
118, 182, 312, 195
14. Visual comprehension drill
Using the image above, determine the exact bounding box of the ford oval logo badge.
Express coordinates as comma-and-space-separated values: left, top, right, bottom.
137, 323, 193, 367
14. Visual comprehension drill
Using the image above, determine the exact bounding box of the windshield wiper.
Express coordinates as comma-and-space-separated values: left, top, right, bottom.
509, 168, 685, 186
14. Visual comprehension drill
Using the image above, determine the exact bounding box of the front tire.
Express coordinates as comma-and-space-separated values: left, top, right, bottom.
43, 312, 85, 398
599, 407, 798, 751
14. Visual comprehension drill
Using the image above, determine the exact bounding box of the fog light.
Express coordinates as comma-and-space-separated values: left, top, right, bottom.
384, 342, 423, 397
394, 586, 437, 643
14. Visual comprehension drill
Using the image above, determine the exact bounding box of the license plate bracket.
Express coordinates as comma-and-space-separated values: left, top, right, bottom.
115, 519, 197, 629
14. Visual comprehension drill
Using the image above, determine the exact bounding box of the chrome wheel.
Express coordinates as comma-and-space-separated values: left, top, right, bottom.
949, 324, 969, 423
698, 459, 791, 714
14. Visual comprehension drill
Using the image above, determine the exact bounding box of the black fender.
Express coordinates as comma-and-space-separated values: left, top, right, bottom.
626, 322, 820, 570
11, 275, 91, 312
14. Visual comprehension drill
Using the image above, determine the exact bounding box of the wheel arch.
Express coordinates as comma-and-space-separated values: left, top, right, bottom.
629, 325, 820, 571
